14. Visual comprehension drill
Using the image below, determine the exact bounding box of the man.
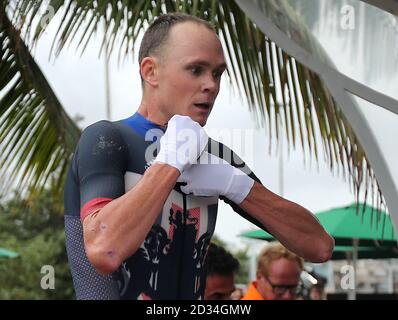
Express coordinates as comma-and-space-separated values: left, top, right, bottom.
309, 272, 328, 300
204, 243, 239, 300
64, 13, 334, 300
242, 242, 304, 300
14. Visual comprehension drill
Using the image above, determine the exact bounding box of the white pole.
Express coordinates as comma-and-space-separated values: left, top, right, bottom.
249, 254, 257, 283
387, 259, 394, 293
104, 51, 112, 120
348, 239, 358, 300
327, 261, 335, 292
345, 251, 353, 300
278, 124, 284, 197
104, 24, 112, 121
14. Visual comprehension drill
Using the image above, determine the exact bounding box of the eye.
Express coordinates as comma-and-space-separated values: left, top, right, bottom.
189, 66, 202, 76
213, 69, 225, 79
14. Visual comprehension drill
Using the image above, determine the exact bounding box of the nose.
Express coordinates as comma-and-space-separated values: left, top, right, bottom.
280, 290, 295, 300
201, 73, 219, 95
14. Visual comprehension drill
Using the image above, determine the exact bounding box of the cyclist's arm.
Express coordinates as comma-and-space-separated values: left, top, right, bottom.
214, 141, 333, 263
77, 122, 178, 275
239, 182, 334, 263
83, 163, 178, 275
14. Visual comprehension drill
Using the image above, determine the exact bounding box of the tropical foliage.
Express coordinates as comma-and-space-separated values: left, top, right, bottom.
0, 0, 384, 209
0, 189, 74, 299
0, 1, 80, 200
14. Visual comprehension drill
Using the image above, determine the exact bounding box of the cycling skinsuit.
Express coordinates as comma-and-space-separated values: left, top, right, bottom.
64, 112, 263, 300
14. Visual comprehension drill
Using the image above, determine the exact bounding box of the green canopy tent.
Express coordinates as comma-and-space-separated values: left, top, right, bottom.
0, 248, 19, 258
331, 246, 398, 260
240, 203, 398, 299
241, 230, 398, 260
241, 203, 396, 245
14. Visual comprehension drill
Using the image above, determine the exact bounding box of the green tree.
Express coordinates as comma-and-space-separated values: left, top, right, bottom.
233, 247, 250, 284
211, 234, 250, 284
0, 190, 74, 299
0, 0, 381, 207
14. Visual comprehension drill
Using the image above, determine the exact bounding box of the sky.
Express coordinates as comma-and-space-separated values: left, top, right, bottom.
30, 5, 398, 251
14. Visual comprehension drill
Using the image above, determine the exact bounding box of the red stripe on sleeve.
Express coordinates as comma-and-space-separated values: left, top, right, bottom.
80, 197, 113, 221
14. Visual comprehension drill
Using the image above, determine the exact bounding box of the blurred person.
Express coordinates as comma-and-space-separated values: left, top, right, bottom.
204, 243, 240, 300
231, 287, 245, 300
64, 12, 333, 300
242, 242, 304, 300
309, 272, 328, 300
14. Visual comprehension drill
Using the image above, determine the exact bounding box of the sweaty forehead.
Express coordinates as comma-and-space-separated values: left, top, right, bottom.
168, 21, 217, 41
163, 22, 224, 61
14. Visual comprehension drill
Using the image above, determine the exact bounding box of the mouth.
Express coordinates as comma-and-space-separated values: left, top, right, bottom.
193, 102, 211, 111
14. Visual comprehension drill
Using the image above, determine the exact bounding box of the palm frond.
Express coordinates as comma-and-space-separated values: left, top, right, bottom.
7, 0, 384, 211
0, 2, 80, 198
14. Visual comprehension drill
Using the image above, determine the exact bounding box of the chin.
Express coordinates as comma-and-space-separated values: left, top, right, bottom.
198, 119, 207, 127
191, 114, 209, 127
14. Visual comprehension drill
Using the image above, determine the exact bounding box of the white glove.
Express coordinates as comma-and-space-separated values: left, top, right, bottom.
177, 152, 255, 204
154, 115, 208, 173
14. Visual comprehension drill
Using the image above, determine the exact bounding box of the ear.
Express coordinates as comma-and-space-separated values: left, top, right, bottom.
140, 57, 159, 87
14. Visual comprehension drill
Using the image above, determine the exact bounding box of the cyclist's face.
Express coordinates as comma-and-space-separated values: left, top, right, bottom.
256, 258, 302, 300
156, 22, 226, 126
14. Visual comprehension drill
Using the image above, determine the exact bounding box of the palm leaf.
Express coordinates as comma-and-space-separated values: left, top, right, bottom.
6, 0, 384, 211
0, 1, 80, 198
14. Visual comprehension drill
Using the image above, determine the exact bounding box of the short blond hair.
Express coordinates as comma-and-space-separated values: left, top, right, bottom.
257, 242, 304, 277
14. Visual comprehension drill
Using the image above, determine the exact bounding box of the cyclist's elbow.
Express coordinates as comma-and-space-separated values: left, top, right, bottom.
85, 242, 122, 275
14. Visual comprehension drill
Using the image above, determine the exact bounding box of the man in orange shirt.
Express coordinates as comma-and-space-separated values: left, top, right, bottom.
242, 242, 304, 300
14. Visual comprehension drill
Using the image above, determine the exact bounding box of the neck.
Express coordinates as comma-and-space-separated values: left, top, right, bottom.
137, 96, 168, 128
